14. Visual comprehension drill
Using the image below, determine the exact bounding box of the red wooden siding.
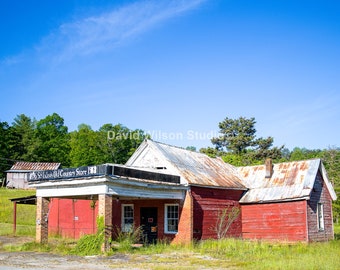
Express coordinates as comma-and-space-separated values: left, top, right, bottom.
114, 199, 181, 242
242, 200, 308, 241
307, 171, 334, 241
49, 198, 184, 242
48, 198, 98, 238
191, 186, 243, 240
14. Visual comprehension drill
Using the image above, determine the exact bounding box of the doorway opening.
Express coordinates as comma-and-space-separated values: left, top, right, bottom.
140, 207, 158, 244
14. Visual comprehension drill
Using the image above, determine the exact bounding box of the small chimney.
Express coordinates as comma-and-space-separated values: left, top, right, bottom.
265, 158, 273, 178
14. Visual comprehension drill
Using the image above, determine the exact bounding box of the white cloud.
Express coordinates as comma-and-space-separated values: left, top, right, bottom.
38, 0, 206, 62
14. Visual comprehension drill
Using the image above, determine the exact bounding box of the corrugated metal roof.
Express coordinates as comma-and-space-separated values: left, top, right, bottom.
238, 159, 337, 203
9, 162, 61, 172
126, 139, 246, 189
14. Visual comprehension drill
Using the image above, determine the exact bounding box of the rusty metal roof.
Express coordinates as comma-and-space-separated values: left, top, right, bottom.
126, 140, 246, 189
8, 162, 61, 172
238, 159, 337, 203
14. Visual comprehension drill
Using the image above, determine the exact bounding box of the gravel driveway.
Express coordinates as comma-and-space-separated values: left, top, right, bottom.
0, 236, 226, 269
0, 236, 129, 270
0, 251, 133, 270
0, 236, 133, 270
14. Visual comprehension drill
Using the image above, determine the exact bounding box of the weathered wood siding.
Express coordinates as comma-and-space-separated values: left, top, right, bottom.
6, 172, 29, 189
307, 171, 334, 241
191, 186, 243, 240
242, 200, 308, 241
48, 198, 98, 238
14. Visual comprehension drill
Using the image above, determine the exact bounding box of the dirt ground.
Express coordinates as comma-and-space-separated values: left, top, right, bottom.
0, 236, 133, 270
0, 251, 135, 270
0, 236, 226, 270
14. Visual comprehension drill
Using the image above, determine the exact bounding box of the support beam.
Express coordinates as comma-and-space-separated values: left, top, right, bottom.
98, 194, 113, 252
13, 202, 17, 235
36, 196, 49, 244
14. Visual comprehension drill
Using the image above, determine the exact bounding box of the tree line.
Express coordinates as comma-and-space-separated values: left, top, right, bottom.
0, 113, 147, 180
0, 113, 339, 221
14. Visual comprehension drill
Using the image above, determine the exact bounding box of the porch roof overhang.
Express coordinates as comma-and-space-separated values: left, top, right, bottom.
30, 175, 187, 200
10, 195, 37, 205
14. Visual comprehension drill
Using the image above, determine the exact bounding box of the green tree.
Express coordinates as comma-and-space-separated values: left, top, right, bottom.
221, 153, 246, 167
0, 121, 11, 182
211, 116, 257, 154
321, 147, 340, 223
205, 116, 283, 165
250, 136, 284, 161
69, 123, 147, 167
289, 147, 322, 161
34, 113, 70, 165
69, 124, 101, 167
10, 114, 38, 161
186, 146, 197, 152
199, 147, 221, 158
98, 123, 147, 164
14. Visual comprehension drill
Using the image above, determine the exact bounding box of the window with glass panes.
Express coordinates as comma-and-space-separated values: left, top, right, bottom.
317, 203, 324, 231
165, 204, 179, 233
122, 204, 134, 232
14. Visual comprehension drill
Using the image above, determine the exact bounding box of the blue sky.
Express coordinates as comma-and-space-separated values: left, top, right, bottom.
1, 0, 339, 150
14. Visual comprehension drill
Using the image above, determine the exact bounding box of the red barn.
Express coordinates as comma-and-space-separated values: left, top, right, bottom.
28, 140, 337, 247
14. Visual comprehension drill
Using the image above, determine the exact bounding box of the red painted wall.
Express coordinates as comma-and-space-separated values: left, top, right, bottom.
49, 198, 184, 242
307, 172, 334, 241
48, 198, 98, 238
113, 199, 181, 242
242, 200, 308, 241
191, 186, 243, 240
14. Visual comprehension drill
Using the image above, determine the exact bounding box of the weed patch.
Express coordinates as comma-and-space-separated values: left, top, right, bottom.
111, 225, 142, 252
72, 217, 105, 256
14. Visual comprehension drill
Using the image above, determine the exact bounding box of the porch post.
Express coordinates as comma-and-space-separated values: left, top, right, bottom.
98, 194, 113, 252
173, 190, 193, 244
36, 196, 49, 244
13, 201, 17, 235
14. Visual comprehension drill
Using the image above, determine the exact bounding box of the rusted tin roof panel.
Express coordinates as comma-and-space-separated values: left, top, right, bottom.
150, 141, 246, 189
238, 159, 326, 203
126, 140, 336, 200
9, 162, 61, 172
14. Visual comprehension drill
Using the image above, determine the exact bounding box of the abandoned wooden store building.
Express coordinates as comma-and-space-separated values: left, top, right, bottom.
7, 139, 337, 247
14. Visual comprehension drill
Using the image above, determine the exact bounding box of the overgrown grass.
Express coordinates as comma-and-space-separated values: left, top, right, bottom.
0, 223, 36, 236
2, 231, 340, 269
195, 238, 340, 269
0, 188, 36, 236
3, 237, 76, 254
4, 236, 339, 269
334, 223, 340, 239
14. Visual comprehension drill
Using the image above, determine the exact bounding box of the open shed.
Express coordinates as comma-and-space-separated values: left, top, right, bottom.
10, 195, 37, 234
